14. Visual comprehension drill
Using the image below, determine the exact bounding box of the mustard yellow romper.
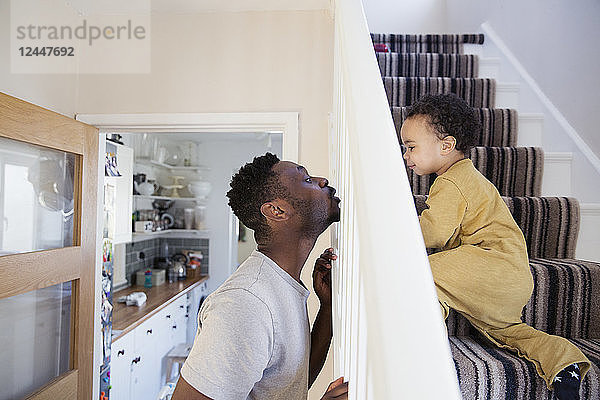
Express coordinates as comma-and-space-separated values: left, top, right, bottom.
420, 158, 590, 388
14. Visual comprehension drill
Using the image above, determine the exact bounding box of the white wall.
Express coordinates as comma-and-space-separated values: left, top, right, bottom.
0, 0, 78, 117
1, 8, 335, 398
362, 0, 447, 33
197, 136, 283, 294
445, 0, 600, 158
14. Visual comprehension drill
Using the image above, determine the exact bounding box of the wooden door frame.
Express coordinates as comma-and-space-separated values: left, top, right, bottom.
0, 92, 98, 400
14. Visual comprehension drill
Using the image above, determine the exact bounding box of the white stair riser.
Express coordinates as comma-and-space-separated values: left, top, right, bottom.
495, 84, 519, 109
478, 58, 500, 79
463, 43, 485, 57
541, 152, 572, 197
517, 114, 544, 147
576, 204, 600, 262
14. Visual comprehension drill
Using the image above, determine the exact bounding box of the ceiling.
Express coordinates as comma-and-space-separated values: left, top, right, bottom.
151, 0, 332, 14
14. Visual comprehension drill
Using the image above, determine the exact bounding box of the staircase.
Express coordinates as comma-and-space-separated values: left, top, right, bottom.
372, 33, 600, 399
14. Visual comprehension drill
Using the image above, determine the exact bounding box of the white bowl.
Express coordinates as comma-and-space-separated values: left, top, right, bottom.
188, 181, 211, 198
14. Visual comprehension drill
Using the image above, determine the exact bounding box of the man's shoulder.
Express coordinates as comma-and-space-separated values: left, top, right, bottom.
209, 253, 279, 304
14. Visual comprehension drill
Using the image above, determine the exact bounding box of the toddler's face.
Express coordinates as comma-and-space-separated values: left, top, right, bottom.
400, 115, 446, 176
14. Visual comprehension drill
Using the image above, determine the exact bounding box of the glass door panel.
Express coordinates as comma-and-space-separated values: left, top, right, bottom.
0, 281, 72, 400
0, 136, 76, 255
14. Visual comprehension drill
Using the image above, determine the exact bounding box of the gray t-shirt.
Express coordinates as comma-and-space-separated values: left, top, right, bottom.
181, 250, 311, 400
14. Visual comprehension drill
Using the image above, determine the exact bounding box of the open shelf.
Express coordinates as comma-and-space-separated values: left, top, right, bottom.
133, 194, 207, 203
135, 158, 210, 173
131, 229, 210, 243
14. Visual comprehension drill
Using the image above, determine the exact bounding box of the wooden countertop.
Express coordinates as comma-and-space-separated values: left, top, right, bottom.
112, 274, 209, 342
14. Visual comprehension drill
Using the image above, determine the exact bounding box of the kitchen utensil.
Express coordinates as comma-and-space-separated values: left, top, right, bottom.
152, 199, 175, 212
194, 206, 206, 230
161, 212, 175, 228
135, 180, 158, 196
187, 181, 211, 199
184, 208, 194, 230
171, 254, 188, 280
133, 173, 146, 195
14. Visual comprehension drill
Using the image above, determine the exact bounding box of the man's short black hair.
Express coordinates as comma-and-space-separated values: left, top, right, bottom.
405, 94, 479, 154
226, 152, 287, 241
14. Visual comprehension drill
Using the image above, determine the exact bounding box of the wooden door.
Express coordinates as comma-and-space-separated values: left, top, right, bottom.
0, 92, 98, 399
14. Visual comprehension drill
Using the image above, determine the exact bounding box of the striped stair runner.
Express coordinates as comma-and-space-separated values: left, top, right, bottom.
377, 53, 479, 78
380, 32, 600, 399
407, 146, 544, 197
371, 33, 484, 54
450, 336, 600, 400
383, 77, 496, 107
392, 107, 518, 147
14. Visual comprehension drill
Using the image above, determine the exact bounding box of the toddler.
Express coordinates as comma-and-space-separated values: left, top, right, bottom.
401, 94, 590, 400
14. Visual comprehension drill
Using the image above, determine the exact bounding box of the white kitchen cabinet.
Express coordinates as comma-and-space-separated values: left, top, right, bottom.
186, 281, 208, 343
110, 294, 191, 399
105, 142, 134, 244
110, 333, 134, 400
131, 317, 165, 400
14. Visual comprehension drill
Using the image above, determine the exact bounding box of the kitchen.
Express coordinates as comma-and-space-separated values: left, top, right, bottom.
100, 129, 284, 399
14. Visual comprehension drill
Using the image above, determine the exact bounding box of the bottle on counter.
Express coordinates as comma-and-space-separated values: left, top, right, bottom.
144, 269, 152, 288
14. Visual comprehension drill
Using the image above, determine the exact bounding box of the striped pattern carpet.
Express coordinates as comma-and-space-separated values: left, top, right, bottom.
377, 53, 479, 78
393, 107, 518, 147
371, 33, 484, 54
505, 197, 580, 259
413, 196, 580, 260
450, 336, 600, 400
470, 146, 543, 197
406, 146, 544, 197
525, 258, 600, 339
383, 77, 496, 107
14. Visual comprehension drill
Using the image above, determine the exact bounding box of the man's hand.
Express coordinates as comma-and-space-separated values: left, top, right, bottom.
313, 248, 336, 306
321, 377, 348, 399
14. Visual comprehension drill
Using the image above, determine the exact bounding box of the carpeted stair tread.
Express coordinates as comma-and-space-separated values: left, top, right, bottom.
377, 52, 479, 78
413, 196, 581, 260
393, 107, 518, 147
406, 146, 543, 197
383, 77, 496, 108
371, 33, 484, 54
450, 336, 600, 400
524, 258, 600, 339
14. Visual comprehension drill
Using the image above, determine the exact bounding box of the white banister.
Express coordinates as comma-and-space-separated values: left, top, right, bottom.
329, 1, 462, 399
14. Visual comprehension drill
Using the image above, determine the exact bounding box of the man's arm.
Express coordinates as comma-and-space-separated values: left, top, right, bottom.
172, 376, 212, 400
309, 248, 336, 387
310, 303, 333, 387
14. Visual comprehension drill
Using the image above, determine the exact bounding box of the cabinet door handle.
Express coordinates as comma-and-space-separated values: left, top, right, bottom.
132, 356, 141, 364
117, 350, 125, 356
185, 314, 189, 318
179, 305, 184, 309
172, 325, 177, 329
146, 329, 153, 334
166, 314, 171, 319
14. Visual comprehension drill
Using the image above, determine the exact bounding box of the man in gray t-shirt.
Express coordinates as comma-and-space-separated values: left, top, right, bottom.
172, 153, 348, 400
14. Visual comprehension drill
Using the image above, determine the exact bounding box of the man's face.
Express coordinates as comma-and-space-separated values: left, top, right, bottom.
272, 161, 341, 234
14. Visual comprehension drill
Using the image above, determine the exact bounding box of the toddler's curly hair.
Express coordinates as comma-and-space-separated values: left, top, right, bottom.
405, 94, 480, 154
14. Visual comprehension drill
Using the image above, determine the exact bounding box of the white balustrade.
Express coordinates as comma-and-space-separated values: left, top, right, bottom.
329, 1, 462, 398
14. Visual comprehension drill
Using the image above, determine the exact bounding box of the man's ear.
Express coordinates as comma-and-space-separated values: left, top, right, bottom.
260, 200, 290, 222
440, 136, 457, 155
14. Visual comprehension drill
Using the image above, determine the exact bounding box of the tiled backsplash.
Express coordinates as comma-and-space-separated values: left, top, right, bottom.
124, 238, 209, 286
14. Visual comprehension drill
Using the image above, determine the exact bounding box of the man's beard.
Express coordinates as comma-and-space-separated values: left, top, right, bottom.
290, 196, 333, 238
